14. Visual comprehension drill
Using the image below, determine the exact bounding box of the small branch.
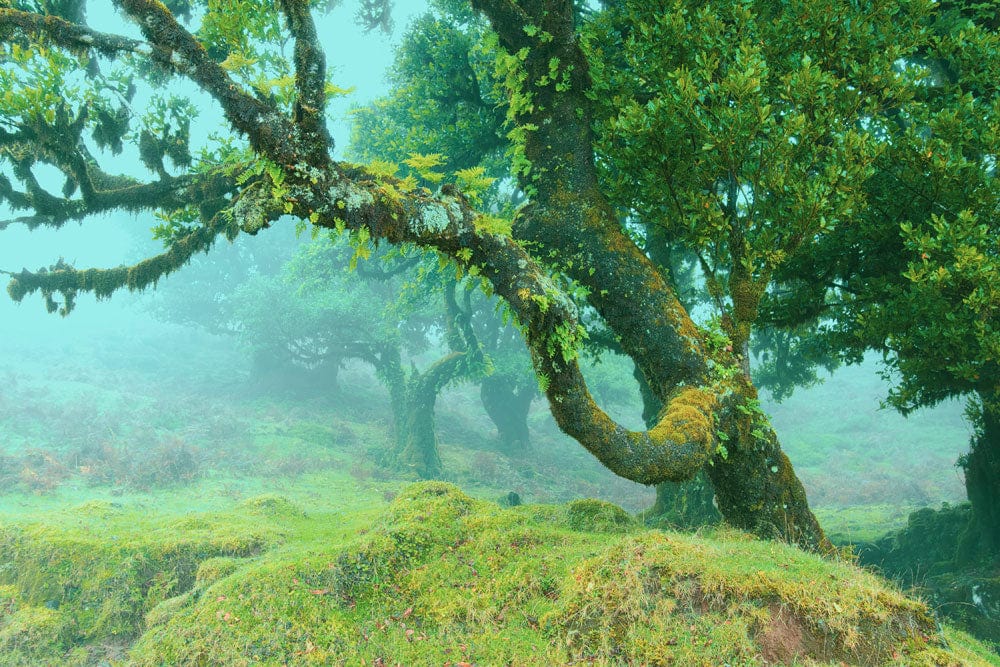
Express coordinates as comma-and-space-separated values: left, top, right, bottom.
5, 214, 231, 313
0, 8, 148, 58
0, 167, 232, 230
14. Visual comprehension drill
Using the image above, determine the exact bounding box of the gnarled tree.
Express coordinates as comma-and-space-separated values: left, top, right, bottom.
1, 0, 831, 550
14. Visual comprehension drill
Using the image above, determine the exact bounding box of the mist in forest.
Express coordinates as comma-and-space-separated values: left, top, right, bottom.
1, 0, 997, 663
0, 0, 974, 519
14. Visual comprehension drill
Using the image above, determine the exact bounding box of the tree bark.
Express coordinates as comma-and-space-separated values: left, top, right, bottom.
634, 366, 721, 528
395, 352, 471, 479
472, 0, 828, 551
961, 392, 1000, 561
374, 345, 408, 453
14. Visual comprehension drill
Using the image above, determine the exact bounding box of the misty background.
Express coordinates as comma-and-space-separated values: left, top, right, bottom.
0, 0, 971, 529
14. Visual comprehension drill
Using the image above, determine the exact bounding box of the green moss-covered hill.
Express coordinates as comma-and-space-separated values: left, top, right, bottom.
1, 481, 997, 666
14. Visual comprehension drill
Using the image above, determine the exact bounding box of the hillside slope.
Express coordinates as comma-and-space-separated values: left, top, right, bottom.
1, 481, 996, 666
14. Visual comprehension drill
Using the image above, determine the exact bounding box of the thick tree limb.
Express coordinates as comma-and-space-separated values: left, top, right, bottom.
472, 0, 829, 549
467, 0, 533, 52
277, 0, 331, 165
278, 165, 719, 484
113, 0, 300, 164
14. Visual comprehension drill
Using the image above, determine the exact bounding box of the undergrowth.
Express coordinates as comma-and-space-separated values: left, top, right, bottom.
1, 480, 997, 665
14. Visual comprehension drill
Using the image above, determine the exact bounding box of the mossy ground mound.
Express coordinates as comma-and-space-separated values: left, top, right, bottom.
1, 482, 998, 665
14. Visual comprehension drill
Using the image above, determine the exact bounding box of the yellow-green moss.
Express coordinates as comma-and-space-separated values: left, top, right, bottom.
566, 498, 634, 533
0, 605, 66, 663
128, 484, 997, 666
646, 387, 717, 464
3, 482, 998, 666
238, 494, 307, 518
195, 557, 246, 586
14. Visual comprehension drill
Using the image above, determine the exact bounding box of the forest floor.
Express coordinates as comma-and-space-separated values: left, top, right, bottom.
1, 326, 996, 664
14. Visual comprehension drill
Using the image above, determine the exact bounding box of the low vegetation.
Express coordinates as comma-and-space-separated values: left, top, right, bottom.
0, 478, 996, 665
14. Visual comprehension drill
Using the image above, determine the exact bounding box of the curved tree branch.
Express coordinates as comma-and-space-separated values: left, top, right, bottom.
277, 164, 719, 484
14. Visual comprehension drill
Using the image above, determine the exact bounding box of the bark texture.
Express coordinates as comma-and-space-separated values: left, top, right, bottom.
471, 0, 828, 550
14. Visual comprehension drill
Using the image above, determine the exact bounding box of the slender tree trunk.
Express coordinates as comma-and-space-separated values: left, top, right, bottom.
375, 346, 408, 453
393, 352, 471, 479
398, 372, 444, 480
321, 356, 341, 393
480, 373, 534, 453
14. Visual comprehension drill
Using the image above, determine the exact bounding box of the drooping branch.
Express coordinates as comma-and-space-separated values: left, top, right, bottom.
0, 166, 230, 230
5, 210, 234, 314
277, 164, 719, 484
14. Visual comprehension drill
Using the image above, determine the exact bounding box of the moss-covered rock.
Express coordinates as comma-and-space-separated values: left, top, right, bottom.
0, 501, 283, 654
69, 500, 125, 519
195, 557, 246, 586
547, 531, 941, 665
858, 503, 1000, 648
238, 494, 307, 518
0, 605, 67, 663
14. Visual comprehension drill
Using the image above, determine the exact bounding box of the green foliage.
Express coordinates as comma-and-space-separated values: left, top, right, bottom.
348, 11, 512, 212
587, 0, 926, 349
759, 5, 1000, 418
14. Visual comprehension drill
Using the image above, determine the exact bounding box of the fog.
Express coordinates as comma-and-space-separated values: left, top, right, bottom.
0, 0, 973, 516
2, 1, 997, 662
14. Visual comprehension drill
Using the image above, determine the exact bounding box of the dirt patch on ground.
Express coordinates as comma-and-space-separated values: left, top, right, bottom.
758, 604, 811, 664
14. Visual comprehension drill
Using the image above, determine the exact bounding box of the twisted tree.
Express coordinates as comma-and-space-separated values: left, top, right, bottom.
0, 0, 834, 549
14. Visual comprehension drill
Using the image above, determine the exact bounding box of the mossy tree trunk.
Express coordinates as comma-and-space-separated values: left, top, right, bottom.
472, 0, 827, 551
394, 352, 471, 479
391, 283, 484, 479
635, 366, 721, 528
373, 345, 408, 453
960, 392, 1000, 562
480, 372, 535, 453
